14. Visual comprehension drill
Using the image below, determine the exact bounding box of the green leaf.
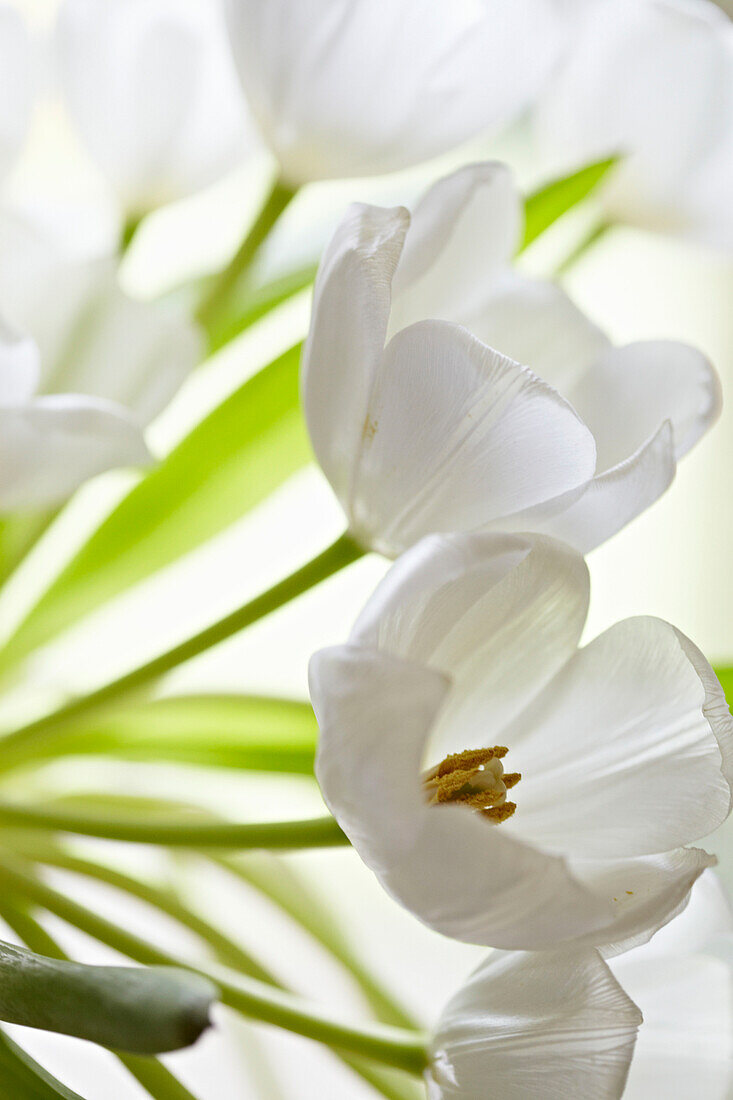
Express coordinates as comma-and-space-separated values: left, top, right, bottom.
206, 265, 317, 354
0, 1028, 86, 1099
0, 694, 317, 775
0, 940, 216, 1054
1, 342, 309, 669
520, 155, 619, 252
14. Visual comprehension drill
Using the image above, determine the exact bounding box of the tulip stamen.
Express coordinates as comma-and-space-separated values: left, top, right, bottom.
423, 746, 520, 823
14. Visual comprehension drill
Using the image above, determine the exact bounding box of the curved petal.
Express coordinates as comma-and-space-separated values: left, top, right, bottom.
349, 320, 597, 556
301, 202, 409, 508
460, 272, 610, 396
0, 395, 152, 510
0, 322, 39, 403
577, 847, 717, 958
224, 0, 569, 184
527, 421, 675, 554
568, 340, 721, 472
311, 644, 613, 949
389, 162, 522, 332
350, 531, 589, 760
428, 949, 640, 1100
57, 0, 253, 210
615, 870, 733, 962
502, 616, 733, 858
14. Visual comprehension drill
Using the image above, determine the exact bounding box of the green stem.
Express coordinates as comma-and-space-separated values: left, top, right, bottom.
121, 213, 145, 254
218, 855, 415, 1031
196, 178, 297, 336
0, 858, 429, 1077
0, 895, 199, 1100
0, 801, 347, 849
10, 844, 420, 1100
1, 532, 363, 758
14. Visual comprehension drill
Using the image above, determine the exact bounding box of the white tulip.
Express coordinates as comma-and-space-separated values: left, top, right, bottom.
311, 533, 733, 951
56, 0, 256, 216
0, 216, 201, 509
427, 947, 641, 1099
534, 0, 733, 248
223, 0, 569, 186
303, 162, 721, 556
611, 872, 733, 1098
0, 4, 32, 182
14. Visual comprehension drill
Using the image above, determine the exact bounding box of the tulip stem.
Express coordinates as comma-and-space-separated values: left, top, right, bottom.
196, 176, 297, 337
0, 801, 348, 849
0, 531, 364, 759
0, 857, 430, 1076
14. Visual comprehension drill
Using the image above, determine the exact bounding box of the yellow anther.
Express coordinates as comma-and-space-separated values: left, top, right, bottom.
423, 746, 520, 824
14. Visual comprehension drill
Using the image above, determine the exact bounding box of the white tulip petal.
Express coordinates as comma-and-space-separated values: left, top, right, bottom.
312, 644, 613, 949
351, 532, 590, 760
0, 324, 40, 403
615, 870, 733, 962
301, 203, 409, 508
224, 0, 568, 185
349, 320, 597, 555
526, 421, 675, 554
389, 163, 521, 332
614, 953, 733, 1100
0, 217, 202, 424
459, 272, 610, 396
568, 340, 721, 471
58, 0, 253, 210
428, 949, 641, 1100
576, 847, 717, 958
501, 616, 733, 858
0, 396, 152, 510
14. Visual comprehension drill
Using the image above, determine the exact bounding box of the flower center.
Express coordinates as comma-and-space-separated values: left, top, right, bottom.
423, 746, 520, 824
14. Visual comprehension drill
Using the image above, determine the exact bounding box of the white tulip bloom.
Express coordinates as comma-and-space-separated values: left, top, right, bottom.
534, 0, 733, 247
427, 947, 641, 1099
57, 0, 256, 215
311, 533, 733, 951
303, 163, 720, 557
0, 5, 32, 182
611, 872, 733, 1098
223, 0, 569, 186
0, 217, 201, 509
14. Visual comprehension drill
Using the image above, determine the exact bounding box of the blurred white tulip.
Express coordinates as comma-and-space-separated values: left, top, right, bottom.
611, 872, 733, 1099
311, 533, 731, 951
56, 0, 257, 217
302, 163, 720, 557
223, 0, 570, 186
0, 4, 32, 183
534, 0, 733, 249
428, 947, 640, 1099
0, 215, 202, 509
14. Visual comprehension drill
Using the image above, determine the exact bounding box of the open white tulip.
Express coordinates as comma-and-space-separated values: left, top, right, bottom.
302, 162, 720, 557
610, 871, 733, 1098
311, 532, 733, 951
57, 0, 256, 216
0, 4, 32, 182
0, 216, 201, 509
534, 0, 733, 248
223, 0, 569, 186
427, 947, 641, 1099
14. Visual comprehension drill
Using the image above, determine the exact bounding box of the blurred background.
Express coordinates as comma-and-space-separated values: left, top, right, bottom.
0, 0, 731, 1096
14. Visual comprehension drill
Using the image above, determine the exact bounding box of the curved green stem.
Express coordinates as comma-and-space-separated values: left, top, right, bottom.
0, 801, 347, 849
196, 178, 297, 338
1, 532, 363, 758
0, 858, 429, 1077
217, 854, 415, 1031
